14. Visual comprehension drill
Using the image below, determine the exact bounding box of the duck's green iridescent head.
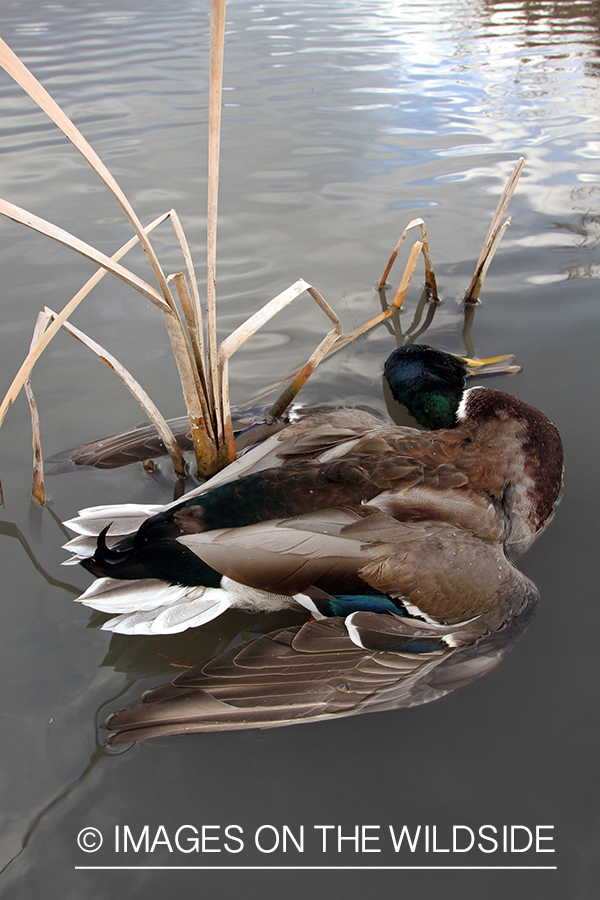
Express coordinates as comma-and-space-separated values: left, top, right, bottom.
383, 345, 468, 430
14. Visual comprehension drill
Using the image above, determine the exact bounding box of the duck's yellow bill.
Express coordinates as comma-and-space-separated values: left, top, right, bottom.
461, 354, 521, 378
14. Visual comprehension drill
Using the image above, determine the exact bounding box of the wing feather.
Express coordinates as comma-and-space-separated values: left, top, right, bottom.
105, 580, 538, 743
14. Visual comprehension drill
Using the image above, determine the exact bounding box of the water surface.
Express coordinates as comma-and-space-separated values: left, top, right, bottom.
0, 1, 598, 897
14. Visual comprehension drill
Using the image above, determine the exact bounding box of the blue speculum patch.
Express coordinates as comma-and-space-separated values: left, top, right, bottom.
315, 593, 409, 618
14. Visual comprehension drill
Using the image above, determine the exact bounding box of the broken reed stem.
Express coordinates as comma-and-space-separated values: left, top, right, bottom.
322, 239, 423, 359
478, 217, 512, 286
418, 222, 439, 302
0, 201, 216, 475
168, 272, 215, 442
26, 310, 53, 505
379, 218, 439, 302
390, 240, 425, 307
244, 241, 425, 411
168, 209, 206, 379
267, 286, 343, 419
218, 278, 342, 440
43, 308, 187, 477
156, 308, 217, 476
0, 199, 171, 311
25, 381, 44, 504
463, 157, 525, 305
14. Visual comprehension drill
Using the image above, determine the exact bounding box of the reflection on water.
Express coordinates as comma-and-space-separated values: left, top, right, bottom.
103, 592, 541, 745
100, 608, 311, 682
0, 0, 598, 896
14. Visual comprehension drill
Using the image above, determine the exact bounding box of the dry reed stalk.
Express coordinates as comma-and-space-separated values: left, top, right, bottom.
0, 206, 211, 476
27, 380, 45, 504
0, 39, 172, 298
42, 308, 187, 477
218, 278, 343, 432
266, 286, 344, 419
463, 157, 525, 305
247, 160, 525, 412
168, 209, 206, 380
206, 0, 228, 446
25, 311, 52, 505
330, 240, 424, 357
257, 239, 424, 412
0, 211, 170, 430
379, 218, 439, 301
167, 272, 215, 441
0, 202, 218, 479
0, 37, 220, 477
0, 199, 170, 311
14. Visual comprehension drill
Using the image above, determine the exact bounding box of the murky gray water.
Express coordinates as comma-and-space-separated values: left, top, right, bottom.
0, 1, 598, 897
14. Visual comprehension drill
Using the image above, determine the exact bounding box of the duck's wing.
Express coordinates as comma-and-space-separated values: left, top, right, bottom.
178, 506, 516, 623
68, 503, 514, 635
46, 416, 193, 473
167, 407, 388, 505
46, 409, 294, 473
106, 588, 538, 743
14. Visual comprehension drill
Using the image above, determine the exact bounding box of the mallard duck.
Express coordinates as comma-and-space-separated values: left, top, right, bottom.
61, 343, 563, 742
64, 345, 562, 645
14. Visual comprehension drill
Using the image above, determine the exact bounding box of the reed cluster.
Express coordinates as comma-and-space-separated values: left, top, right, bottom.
0, 1, 523, 506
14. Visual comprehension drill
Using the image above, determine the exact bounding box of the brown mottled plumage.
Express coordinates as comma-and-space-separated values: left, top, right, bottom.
60, 346, 563, 741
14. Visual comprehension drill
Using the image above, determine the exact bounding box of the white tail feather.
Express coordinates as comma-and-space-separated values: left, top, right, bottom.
76, 577, 207, 614
101, 590, 232, 635
73, 573, 305, 634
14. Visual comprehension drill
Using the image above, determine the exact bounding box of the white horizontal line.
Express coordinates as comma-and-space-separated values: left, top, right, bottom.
75, 865, 558, 871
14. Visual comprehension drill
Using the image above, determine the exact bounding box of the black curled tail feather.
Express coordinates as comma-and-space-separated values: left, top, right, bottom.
96, 524, 126, 561
80, 520, 223, 588
81, 525, 136, 578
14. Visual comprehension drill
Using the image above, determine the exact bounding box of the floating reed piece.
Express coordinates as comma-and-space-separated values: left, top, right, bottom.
0, 7, 525, 504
